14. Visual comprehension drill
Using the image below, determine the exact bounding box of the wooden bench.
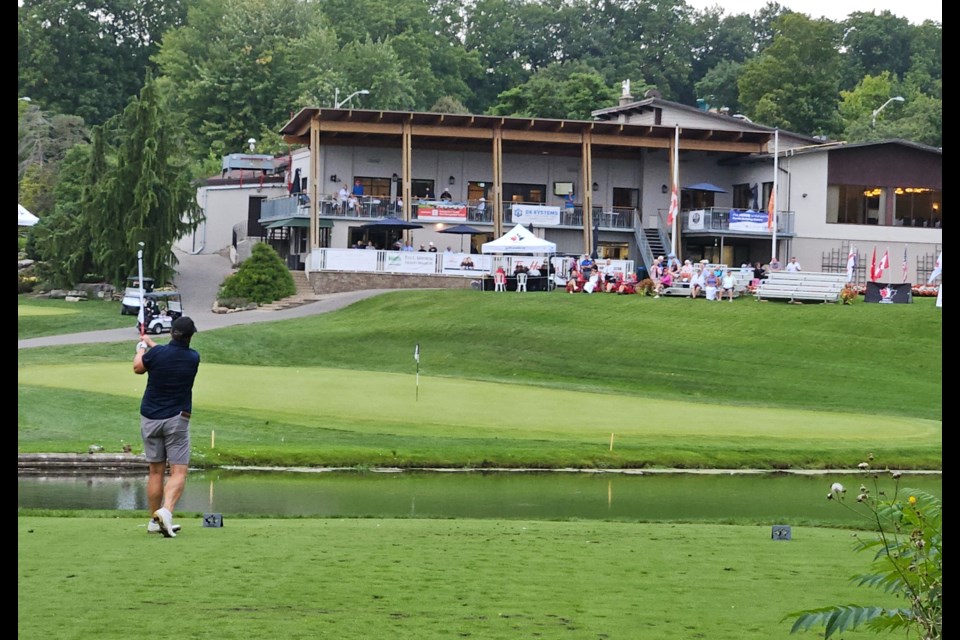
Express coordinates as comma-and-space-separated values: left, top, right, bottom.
755, 272, 846, 303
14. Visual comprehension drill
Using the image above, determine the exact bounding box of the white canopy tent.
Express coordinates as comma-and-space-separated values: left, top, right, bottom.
481, 224, 556, 254
18, 203, 39, 227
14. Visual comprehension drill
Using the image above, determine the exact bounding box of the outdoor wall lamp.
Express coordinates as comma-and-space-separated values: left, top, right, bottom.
392, 173, 399, 182
329, 174, 338, 183
448, 175, 456, 185
592, 182, 599, 191
661, 184, 669, 194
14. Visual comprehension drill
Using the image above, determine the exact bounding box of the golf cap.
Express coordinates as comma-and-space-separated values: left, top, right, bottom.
171, 316, 198, 337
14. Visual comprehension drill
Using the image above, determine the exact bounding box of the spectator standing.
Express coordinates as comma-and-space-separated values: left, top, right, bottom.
785, 257, 802, 272
704, 267, 719, 301
352, 178, 364, 197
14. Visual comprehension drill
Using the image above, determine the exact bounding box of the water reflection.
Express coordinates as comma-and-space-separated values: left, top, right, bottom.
18, 470, 941, 526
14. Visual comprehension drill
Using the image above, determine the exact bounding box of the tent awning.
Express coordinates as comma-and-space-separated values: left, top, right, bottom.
263, 217, 332, 229
481, 223, 556, 254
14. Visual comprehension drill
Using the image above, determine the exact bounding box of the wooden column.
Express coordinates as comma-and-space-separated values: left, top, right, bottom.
581, 130, 594, 255
310, 117, 320, 250
402, 119, 412, 221
492, 124, 504, 238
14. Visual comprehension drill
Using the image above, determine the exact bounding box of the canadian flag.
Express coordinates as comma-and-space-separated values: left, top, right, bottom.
666, 184, 679, 226
877, 250, 890, 280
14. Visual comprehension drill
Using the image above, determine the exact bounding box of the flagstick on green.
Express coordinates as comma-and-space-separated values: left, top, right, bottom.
414, 343, 420, 401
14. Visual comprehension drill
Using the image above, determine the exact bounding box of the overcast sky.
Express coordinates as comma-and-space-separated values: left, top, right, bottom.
684, 0, 942, 25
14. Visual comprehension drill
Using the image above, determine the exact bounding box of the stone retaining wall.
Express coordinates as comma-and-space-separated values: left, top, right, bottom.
19, 453, 148, 475
308, 271, 476, 294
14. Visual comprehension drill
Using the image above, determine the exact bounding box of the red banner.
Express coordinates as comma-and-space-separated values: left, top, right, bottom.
417, 202, 467, 222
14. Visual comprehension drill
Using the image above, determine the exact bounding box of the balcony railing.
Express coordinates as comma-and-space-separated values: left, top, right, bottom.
260, 195, 640, 230
678, 207, 795, 236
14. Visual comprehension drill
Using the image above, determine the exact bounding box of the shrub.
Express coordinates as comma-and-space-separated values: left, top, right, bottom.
218, 243, 296, 305
785, 458, 942, 639
839, 284, 858, 304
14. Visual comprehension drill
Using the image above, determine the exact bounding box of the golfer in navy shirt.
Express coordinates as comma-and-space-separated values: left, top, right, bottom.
133, 316, 201, 537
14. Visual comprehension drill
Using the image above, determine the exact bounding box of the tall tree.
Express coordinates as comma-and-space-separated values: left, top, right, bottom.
839, 11, 913, 91
91, 72, 201, 287
18, 0, 190, 126
487, 62, 617, 120
738, 13, 844, 137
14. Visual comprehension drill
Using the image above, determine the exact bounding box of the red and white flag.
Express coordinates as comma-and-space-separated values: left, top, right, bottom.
877, 250, 890, 280
928, 252, 942, 283
901, 246, 909, 283
666, 184, 678, 226
869, 247, 878, 282
846, 247, 857, 282
766, 187, 775, 230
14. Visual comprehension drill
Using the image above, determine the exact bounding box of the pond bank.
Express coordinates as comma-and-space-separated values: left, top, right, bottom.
18, 454, 942, 476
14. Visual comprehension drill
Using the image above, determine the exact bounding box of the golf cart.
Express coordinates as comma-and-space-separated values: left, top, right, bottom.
120, 276, 155, 315
139, 290, 184, 334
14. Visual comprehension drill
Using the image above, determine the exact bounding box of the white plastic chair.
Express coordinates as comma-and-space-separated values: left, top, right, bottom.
494, 271, 507, 292
516, 272, 528, 292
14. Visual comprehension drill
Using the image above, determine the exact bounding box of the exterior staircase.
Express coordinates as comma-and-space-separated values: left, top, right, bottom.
255, 270, 321, 311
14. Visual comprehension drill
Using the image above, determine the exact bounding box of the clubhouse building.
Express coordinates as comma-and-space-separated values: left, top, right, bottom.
183, 90, 942, 287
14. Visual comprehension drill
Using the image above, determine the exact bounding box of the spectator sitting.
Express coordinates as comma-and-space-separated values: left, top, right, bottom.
514, 262, 529, 276
618, 272, 637, 295
440, 189, 452, 201
565, 277, 580, 294
690, 264, 705, 299
679, 259, 694, 282
528, 262, 541, 277
654, 270, 673, 297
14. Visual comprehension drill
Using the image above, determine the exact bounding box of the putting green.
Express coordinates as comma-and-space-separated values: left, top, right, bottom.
20, 362, 940, 444
17, 306, 80, 317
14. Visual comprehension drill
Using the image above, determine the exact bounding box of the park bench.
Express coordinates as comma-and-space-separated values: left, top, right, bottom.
754, 271, 847, 303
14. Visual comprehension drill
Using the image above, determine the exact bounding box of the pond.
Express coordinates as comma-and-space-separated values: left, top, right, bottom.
18, 469, 941, 526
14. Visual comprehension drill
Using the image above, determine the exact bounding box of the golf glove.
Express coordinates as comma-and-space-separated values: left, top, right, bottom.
137, 341, 148, 352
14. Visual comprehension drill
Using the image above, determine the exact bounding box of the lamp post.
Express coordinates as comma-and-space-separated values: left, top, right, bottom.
333, 88, 370, 109
871, 96, 905, 128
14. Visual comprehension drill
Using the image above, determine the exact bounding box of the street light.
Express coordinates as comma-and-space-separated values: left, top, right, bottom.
871, 96, 905, 128
334, 88, 370, 109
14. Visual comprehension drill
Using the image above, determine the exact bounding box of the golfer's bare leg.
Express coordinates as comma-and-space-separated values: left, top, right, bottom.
162, 463, 189, 514
147, 462, 167, 514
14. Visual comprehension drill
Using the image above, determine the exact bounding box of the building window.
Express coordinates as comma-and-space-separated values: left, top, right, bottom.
828, 185, 942, 228
354, 176, 392, 198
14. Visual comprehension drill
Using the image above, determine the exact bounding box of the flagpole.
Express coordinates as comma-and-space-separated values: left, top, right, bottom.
137, 242, 146, 337
671, 125, 679, 256
414, 343, 420, 401
770, 129, 779, 262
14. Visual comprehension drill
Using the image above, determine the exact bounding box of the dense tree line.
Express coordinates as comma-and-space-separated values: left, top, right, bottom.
18, 0, 941, 287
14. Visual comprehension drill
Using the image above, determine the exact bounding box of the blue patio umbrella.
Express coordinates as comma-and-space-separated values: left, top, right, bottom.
359, 216, 423, 230
438, 224, 485, 252
683, 182, 728, 193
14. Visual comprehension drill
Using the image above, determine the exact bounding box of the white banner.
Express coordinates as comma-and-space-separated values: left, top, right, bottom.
441, 253, 492, 275
729, 210, 769, 232
511, 204, 561, 226
325, 248, 378, 271
688, 209, 705, 230
383, 251, 439, 274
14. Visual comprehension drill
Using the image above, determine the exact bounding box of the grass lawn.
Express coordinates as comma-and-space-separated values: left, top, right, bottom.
18, 290, 942, 469
18, 294, 132, 338
18, 516, 897, 640
18, 289, 941, 639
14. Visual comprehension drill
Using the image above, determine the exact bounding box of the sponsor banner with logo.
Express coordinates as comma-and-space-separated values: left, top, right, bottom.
729, 209, 769, 232
511, 205, 561, 226
864, 281, 912, 304
416, 201, 467, 222
441, 253, 492, 275
324, 248, 378, 271
688, 209, 706, 230
383, 251, 439, 274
